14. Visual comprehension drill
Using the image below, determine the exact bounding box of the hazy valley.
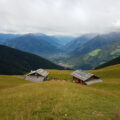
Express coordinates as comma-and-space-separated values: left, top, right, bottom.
1, 32, 120, 70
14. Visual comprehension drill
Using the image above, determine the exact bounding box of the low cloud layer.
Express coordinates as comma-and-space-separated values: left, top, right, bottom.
0, 0, 120, 35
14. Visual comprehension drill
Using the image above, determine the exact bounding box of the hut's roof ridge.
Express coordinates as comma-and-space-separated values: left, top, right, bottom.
71, 70, 96, 81
27, 69, 49, 77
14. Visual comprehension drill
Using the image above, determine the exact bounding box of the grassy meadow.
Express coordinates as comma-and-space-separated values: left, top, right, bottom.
0, 64, 120, 120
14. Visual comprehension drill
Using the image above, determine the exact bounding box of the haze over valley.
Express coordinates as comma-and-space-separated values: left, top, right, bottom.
0, 32, 120, 70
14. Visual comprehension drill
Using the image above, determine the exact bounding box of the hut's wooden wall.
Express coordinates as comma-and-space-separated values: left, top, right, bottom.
73, 77, 84, 84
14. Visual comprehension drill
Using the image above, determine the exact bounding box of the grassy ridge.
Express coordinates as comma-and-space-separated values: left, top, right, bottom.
0, 65, 120, 120
95, 56, 120, 69
89, 64, 120, 95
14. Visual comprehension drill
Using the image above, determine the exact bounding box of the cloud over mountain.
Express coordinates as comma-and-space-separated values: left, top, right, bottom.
0, 0, 120, 35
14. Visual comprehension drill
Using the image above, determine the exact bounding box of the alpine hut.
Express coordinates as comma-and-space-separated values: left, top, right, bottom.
71, 70, 102, 85
25, 69, 49, 82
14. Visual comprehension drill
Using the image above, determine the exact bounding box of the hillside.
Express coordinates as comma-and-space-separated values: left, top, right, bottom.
62, 33, 97, 52
70, 32, 120, 57
0, 45, 64, 75
3, 33, 62, 58
54, 36, 76, 46
95, 56, 120, 69
0, 64, 120, 120
1, 32, 120, 70
67, 40, 120, 69
0, 33, 21, 44
52, 32, 120, 70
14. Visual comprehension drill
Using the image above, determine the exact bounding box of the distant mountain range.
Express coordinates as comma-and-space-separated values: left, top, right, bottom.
50, 32, 120, 70
3, 33, 62, 58
65, 32, 120, 69
70, 32, 120, 56
95, 56, 120, 69
62, 33, 97, 52
0, 45, 64, 75
54, 36, 76, 46
0, 32, 120, 70
0, 33, 21, 44
1, 33, 76, 58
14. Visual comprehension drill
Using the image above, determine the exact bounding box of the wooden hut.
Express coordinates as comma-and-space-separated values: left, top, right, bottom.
71, 70, 102, 85
25, 69, 49, 82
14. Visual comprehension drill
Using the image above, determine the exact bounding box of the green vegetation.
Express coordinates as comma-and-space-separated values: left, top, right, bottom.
89, 64, 120, 94
88, 49, 101, 56
0, 75, 30, 89
111, 48, 120, 55
0, 45, 64, 75
95, 56, 120, 69
47, 69, 73, 81
66, 40, 120, 70
0, 65, 120, 120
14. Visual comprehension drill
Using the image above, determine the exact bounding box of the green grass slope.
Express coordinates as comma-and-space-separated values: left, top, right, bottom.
67, 39, 120, 70
0, 45, 64, 75
95, 56, 120, 69
0, 65, 120, 120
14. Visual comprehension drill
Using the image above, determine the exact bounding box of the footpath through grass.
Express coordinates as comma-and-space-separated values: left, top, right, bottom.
0, 64, 120, 120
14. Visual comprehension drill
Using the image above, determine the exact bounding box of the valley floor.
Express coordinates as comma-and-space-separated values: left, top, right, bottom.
0, 64, 120, 120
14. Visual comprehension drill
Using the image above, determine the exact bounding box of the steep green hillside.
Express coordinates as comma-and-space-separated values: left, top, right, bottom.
50, 32, 120, 70
67, 39, 120, 69
95, 56, 120, 69
71, 32, 120, 57
0, 45, 64, 75
0, 65, 120, 120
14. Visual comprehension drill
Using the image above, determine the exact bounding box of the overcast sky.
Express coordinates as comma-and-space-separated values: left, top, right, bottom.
0, 0, 120, 35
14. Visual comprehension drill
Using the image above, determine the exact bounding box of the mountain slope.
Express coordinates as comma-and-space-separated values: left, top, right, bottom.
54, 36, 76, 46
50, 32, 120, 69
71, 32, 120, 57
0, 33, 21, 44
4, 33, 62, 58
50, 34, 97, 66
0, 45, 64, 75
95, 56, 120, 69
62, 34, 96, 52
68, 39, 120, 69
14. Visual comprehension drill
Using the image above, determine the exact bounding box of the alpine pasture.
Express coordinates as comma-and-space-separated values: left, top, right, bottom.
0, 64, 120, 120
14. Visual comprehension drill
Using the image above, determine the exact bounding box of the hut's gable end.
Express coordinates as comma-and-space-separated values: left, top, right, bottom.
25, 76, 45, 82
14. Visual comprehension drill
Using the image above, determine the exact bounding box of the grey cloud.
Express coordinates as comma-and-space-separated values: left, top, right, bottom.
0, 0, 120, 35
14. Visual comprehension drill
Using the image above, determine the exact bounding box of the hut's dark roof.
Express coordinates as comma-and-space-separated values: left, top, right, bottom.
26, 69, 49, 77
71, 70, 98, 81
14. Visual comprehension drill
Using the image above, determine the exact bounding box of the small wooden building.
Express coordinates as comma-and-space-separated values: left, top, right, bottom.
71, 70, 102, 85
25, 69, 49, 82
